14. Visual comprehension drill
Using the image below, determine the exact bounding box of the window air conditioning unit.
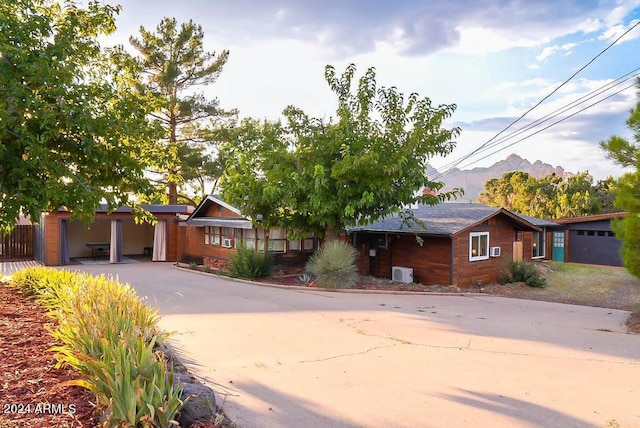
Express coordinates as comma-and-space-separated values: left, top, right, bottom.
392, 266, 414, 283
490, 247, 501, 257
222, 238, 233, 248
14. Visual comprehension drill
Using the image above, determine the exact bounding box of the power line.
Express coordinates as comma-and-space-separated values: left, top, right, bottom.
454, 81, 636, 171
433, 68, 640, 176
433, 21, 640, 180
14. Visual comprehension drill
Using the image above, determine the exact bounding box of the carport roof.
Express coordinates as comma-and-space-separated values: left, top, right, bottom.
57, 204, 193, 214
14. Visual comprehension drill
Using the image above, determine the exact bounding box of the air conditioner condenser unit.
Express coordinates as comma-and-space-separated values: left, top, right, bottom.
392, 266, 414, 283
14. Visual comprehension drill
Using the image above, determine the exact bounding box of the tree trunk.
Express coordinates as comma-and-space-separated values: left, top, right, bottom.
324, 224, 339, 242
168, 182, 178, 205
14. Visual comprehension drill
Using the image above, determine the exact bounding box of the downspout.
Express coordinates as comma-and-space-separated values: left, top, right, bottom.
449, 233, 455, 285
388, 235, 394, 280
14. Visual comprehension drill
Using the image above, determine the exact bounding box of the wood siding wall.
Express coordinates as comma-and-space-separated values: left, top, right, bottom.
44, 213, 64, 265
391, 235, 452, 285
203, 204, 242, 218
452, 217, 516, 287
354, 234, 452, 285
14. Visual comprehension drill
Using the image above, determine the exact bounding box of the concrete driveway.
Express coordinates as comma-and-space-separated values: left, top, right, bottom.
72, 263, 640, 428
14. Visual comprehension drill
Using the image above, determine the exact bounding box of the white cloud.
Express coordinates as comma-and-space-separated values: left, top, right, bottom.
536, 42, 578, 62
598, 20, 640, 43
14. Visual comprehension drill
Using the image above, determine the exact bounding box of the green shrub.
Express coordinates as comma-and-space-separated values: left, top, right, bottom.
228, 243, 273, 278
306, 241, 358, 289
10, 267, 183, 427
500, 261, 547, 288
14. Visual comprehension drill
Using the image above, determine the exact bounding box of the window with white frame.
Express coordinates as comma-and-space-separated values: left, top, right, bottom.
204, 226, 221, 245
469, 232, 489, 261
532, 231, 545, 258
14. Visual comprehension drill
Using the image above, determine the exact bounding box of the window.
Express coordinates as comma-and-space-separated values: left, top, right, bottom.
257, 228, 266, 251
234, 228, 243, 249
577, 230, 585, 236
587, 230, 595, 236
221, 227, 234, 247
303, 234, 315, 251
289, 238, 301, 251
469, 232, 489, 261
597, 231, 606, 237
205, 226, 220, 246
608, 231, 615, 237
243, 229, 256, 250
532, 231, 545, 258
268, 228, 286, 252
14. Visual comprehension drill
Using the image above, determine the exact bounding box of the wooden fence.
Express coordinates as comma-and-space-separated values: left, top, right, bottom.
0, 225, 34, 260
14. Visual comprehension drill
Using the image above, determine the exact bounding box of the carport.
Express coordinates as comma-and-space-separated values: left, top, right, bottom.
36, 205, 192, 266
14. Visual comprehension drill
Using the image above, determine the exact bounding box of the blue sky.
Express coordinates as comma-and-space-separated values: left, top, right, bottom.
107, 0, 640, 180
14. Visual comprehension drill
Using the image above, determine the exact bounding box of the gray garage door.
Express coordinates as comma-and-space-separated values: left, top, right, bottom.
568, 229, 622, 266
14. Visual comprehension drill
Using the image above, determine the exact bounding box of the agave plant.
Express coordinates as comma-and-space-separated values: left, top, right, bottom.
298, 272, 315, 286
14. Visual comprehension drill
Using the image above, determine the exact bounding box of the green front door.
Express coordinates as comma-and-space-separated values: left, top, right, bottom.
552, 231, 565, 262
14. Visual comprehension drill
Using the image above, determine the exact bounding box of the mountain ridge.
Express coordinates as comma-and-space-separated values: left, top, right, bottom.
430, 154, 569, 202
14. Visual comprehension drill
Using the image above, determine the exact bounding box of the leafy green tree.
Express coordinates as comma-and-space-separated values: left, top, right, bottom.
479, 170, 606, 219
601, 83, 640, 278
0, 0, 164, 232
220, 64, 461, 240
594, 176, 618, 213
130, 17, 236, 205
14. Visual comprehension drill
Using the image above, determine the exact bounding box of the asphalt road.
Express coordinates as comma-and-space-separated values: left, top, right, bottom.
72, 262, 640, 428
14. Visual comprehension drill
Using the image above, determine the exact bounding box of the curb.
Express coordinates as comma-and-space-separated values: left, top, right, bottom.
173, 264, 486, 297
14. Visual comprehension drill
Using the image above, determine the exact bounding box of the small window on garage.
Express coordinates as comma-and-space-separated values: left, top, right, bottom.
597, 231, 606, 237
587, 230, 595, 236
608, 231, 616, 237
577, 230, 585, 235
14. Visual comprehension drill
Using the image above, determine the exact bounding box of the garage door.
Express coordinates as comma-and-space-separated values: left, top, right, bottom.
568, 230, 622, 266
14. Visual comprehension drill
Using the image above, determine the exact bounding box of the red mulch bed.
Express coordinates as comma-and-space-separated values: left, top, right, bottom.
0, 282, 97, 428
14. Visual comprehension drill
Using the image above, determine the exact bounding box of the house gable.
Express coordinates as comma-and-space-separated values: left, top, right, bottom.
452, 213, 529, 286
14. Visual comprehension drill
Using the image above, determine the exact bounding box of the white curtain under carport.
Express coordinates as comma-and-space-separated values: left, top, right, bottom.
152, 220, 167, 262
109, 219, 123, 263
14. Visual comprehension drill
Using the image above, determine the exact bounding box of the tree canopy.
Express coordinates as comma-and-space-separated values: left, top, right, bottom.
220, 64, 461, 240
601, 79, 640, 279
478, 170, 616, 219
0, 0, 164, 232
130, 17, 236, 205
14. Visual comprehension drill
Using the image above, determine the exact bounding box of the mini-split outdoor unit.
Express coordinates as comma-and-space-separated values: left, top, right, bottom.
490, 247, 501, 257
392, 266, 414, 283
222, 238, 233, 248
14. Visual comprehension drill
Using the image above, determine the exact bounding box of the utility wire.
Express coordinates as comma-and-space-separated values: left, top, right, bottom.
432, 21, 640, 180
454, 81, 636, 171
433, 68, 640, 175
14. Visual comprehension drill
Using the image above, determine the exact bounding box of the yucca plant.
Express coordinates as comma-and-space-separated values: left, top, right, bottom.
306, 240, 358, 289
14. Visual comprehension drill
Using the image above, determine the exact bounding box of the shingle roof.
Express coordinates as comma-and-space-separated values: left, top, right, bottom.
347, 203, 504, 235
511, 212, 560, 228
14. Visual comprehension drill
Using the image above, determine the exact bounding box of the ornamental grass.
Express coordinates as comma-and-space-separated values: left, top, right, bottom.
10, 267, 184, 427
